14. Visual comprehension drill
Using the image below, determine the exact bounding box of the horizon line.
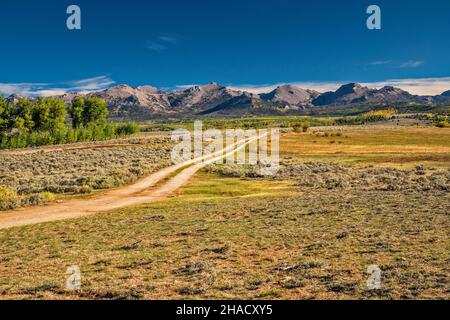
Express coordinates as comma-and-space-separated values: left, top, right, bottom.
1, 76, 450, 97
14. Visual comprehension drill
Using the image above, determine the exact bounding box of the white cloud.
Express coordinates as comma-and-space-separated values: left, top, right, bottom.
173, 84, 199, 91
66, 76, 115, 91
399, 60, 425, 68
364, 77, 450, 95
31, 89, 69, 96
0, 83, 49, 97
368, 60, 425, 68
0, 75, 114, 97
145, 41, 167, 52
369, 60, 392, 66
159, 35, 178, 44
146, 34, 179, 52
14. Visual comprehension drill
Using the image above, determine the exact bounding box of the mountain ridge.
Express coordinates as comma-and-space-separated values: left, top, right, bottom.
6, 82, 450, 119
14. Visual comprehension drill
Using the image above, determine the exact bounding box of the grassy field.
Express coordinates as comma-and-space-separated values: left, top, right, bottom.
0, 125, 448, 300
281, 127, 450, 168
140, 116, 335, 131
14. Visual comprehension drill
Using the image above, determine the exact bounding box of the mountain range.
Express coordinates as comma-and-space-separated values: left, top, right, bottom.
7, 82, 450, 119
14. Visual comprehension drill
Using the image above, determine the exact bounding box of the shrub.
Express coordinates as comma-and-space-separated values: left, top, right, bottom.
0, 121, 140, 150
435, 121, 450, 128
116, 122, 140, 136
0, 97, 142, 150
40, 192, 56, 203
362, 108, 397, 122
302, 122, 310, 132
18, 192, 55, 207
291, 121, 311, 133
0, 186, 19, 210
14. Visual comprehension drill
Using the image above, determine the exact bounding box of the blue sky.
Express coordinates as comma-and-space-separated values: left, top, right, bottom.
0, 0, 449, 96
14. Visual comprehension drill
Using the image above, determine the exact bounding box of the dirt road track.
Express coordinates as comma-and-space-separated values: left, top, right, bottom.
0, 137, 256, 230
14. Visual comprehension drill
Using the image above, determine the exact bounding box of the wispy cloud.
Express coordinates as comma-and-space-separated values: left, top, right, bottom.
369, 60, 392, 66
368, 60, 425, 68
227, 77, 450, 96
399, 60, 424, 68
66, 76, 115, 91
145, 34, 179, 52
174, 84, 199, 91
365, 77, 450, 95
0, 75, 115, 97
158, 35, 178, 44
145, 41, 167, 52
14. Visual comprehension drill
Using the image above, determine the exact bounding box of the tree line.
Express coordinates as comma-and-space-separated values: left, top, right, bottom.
0, 96, 139, 149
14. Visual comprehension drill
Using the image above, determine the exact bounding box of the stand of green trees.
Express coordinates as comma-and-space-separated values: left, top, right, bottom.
0, 96, 139, 149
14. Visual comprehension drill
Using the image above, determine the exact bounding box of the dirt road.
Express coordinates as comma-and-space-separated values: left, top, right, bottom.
0, 137, 256, 229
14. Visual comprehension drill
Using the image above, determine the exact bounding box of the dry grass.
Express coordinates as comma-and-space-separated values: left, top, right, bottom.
0, 126, 448, 300
0, 172, 448, 300
0, 135, 173, 210
206, 161, 449, 192
281, 128, 450, 168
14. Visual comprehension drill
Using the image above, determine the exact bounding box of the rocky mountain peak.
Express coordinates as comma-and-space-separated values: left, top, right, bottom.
136, 85, 160, 94
311, 82, 425, 106
335, 83, 367, 95
378, 86, 408, 94
260, 85, 320, 107
55, 81, 443, 119
108, 84, 134, 91
189, 82, 223, 92
206, 82, 220, 88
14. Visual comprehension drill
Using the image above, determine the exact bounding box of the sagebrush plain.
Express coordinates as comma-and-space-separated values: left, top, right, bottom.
0, 122, 449, 300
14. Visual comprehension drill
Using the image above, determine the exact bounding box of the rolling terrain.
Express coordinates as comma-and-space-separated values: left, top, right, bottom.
0, 124, 448, 300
